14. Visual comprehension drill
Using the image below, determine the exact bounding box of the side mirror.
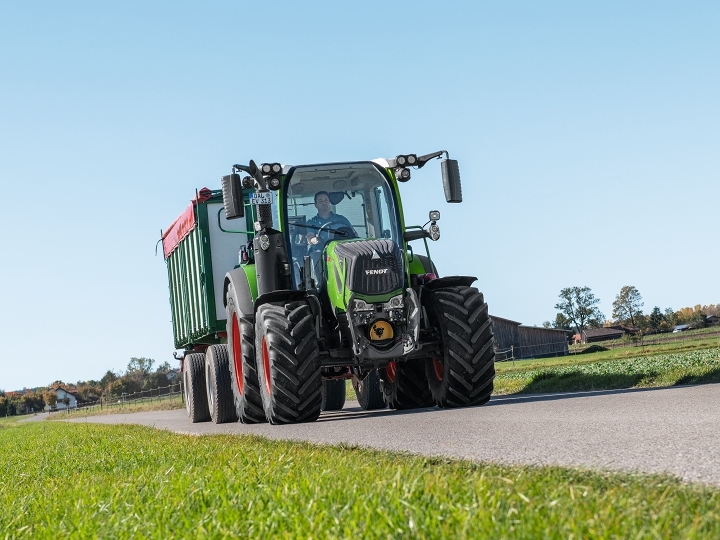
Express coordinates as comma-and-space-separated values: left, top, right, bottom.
441, 159, 462, 203
221, 173, 244, 219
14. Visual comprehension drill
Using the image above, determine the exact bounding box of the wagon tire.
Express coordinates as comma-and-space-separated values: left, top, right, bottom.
204, 344, 238, 424
353, 369, 387, 410
424, 286, 495, 408
183, 352, 210, 423
321, 379, 346, 411
255, 301, 322, 424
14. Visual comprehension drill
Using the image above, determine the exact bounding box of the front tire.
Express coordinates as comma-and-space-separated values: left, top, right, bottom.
424, 286, 495, 407
353, 370, 387, 410
227, 288, 266, 424
255, 301, 322, 424
204, 345, 238, 424
380, 359, 433, 410
321, 379, 346, 411
183, 352, 210, 423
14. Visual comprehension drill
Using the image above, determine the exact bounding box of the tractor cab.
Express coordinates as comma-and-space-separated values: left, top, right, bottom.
281, 162, 402, 293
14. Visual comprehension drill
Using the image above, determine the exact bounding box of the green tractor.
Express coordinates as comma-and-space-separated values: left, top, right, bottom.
163, 151, 495, 424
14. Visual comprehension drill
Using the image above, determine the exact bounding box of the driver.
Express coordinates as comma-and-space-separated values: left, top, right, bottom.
305, 191, 355, 245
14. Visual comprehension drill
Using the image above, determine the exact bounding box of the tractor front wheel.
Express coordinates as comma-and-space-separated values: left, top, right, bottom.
380, 359, 433, 410
204, 344, 238, 424
183, 352, 210, 423
424, 286, 495, 408
255, 301, 322, 424
226, 289, 266, 423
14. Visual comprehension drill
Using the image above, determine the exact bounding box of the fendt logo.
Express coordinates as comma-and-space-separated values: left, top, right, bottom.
365, 268, 390, 275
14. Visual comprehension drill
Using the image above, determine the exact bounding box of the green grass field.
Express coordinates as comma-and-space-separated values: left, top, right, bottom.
2, 422, 718, 538
495, 347, 720, 395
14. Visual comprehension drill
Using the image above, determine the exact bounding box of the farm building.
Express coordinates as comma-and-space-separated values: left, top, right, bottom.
44, 387, 78, 411
491, 316, 569, 360
581, 327, 624, 343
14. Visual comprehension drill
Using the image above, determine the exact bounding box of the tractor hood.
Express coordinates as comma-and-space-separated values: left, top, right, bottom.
325, 239, 404, 310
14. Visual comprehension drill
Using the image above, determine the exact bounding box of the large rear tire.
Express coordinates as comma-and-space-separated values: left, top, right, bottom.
255, 301, 322, 424
227, 288, 266, 424
321, 379, 346, 411
204, 344, 238, 424
183, 352, 210, 423
424, 286, 495, 408
380, 359, 433, 410
353, 370, 387, 410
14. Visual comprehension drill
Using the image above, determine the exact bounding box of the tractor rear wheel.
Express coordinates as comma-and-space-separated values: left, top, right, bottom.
255, 301, 322, 424
424, 286, 495, 408
353, 370, 387, 410
321, 379, 346, 411
380, 359, 433, 410
183, 352, 210, 423
204, 344, 238, 424
226, 289, 266, 423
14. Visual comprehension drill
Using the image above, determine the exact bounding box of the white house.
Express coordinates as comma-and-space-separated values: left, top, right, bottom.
45, 387, 78, 411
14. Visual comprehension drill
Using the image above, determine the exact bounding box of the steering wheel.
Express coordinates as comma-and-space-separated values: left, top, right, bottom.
307, 222, 356, 253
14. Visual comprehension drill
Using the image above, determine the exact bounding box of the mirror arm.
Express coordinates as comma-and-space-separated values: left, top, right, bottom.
416, 150, 448, 169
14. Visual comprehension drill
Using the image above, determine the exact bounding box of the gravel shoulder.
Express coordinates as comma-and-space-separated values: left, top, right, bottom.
67, 383, 720, 486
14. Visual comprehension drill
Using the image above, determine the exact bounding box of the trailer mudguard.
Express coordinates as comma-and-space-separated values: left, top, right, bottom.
223, 267, 255, 317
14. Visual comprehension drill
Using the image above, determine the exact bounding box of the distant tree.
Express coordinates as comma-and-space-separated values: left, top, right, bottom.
108, 377, 141, 398
554, 287, 605, 333
20, 392, 45, 414
43, 390, 57, 410
100, 370, 118, 387
665, 308, 678, 326
612, 286, 644, 328
127, 357, 155, 376
155, 361, 172, 374
649, 307, 665, 330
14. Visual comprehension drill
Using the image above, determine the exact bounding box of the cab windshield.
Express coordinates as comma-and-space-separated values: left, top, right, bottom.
283, 162, 401, 287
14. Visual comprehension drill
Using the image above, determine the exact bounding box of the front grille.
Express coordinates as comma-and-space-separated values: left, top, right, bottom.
334, 239, 403, 296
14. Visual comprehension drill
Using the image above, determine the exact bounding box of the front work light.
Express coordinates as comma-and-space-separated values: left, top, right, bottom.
268, 176, 281, 190
396, 155, 407, 167
398, 167, 411, 181
429, 223, 440, 241
271, 163, 282, 174
261, 163, 272, 174
429, 210, 440, 221
406, 154, 418, 166
242, 176, 255, 189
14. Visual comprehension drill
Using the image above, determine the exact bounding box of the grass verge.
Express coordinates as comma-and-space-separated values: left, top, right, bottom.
48, 394, 185, 421
495, 347, 720, 395
2, 422, 719, 538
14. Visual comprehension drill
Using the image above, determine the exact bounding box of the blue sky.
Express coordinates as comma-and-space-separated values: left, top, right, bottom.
1, 1, 718, 391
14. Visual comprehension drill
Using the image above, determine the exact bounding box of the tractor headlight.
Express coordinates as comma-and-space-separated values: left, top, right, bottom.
259, 234, 271, 250
406, 154, 418, 166
398, 167, 411, 182
271, 163, 282, 174
396, 155, 407, 167
383, 294, 404, 311
353, 299, 374, 312
261, 163, 272, 174
268, 176, 281, 190
429, 223, 440, 241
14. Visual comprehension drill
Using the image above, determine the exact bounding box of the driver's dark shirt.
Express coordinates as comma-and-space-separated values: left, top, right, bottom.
306, 212, 355, 241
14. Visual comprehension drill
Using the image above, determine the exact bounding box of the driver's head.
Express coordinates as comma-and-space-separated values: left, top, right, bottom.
314, 191, 332, 218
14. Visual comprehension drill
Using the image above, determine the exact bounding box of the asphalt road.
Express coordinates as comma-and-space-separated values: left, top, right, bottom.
67, 383, 720, 486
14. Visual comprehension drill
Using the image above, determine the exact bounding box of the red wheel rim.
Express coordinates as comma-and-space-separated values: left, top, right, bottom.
231, 313, 244, 394
262, 335, 272, 395
385, 361, 397, 383
432, 358, 444, 381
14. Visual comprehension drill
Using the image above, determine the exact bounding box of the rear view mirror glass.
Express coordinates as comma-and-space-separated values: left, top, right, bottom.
441, 159, 462, 203
221, 173, 244, 219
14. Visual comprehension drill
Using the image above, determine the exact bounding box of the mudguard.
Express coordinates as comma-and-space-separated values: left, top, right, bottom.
423, 276, 477, 290
224, 267, 255, 317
